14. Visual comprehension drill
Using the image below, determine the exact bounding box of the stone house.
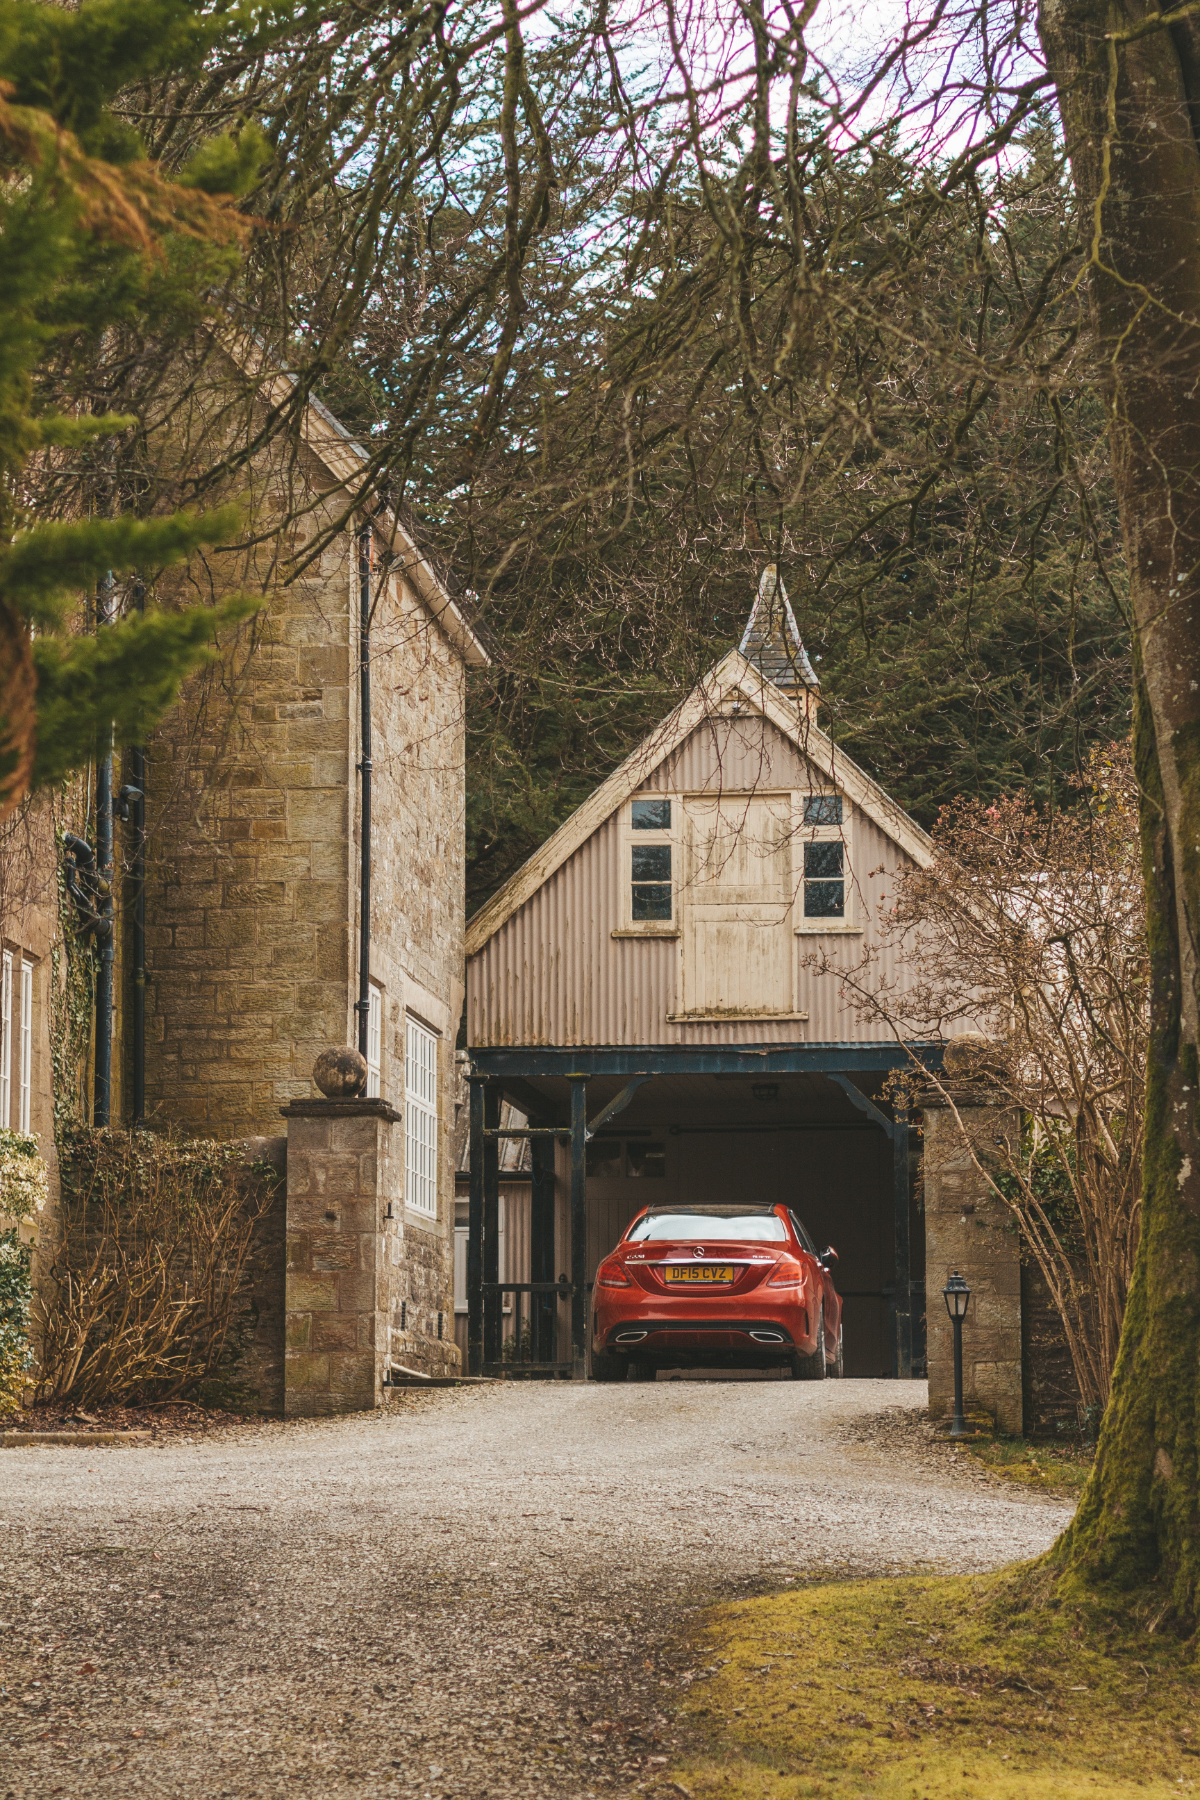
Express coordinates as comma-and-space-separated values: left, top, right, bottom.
1, 382, 487, 1413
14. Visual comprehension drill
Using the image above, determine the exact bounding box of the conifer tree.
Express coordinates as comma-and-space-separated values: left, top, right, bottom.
0, 0, 284, 820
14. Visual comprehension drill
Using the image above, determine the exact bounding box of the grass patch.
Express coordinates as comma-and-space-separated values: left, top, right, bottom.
669, 1568, 1199, 1798
966, 1437, 1094, 1497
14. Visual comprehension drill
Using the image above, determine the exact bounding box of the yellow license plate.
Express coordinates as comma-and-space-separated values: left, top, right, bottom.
663, 1264, 734, 1283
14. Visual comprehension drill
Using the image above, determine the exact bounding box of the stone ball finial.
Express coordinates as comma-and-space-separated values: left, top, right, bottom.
942, 1033, 1007, 1081
313, 1046, 368, 1099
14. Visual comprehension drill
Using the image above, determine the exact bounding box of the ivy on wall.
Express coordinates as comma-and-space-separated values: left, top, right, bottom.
0, 1128, 48, 1414
49, 822, 95, 1143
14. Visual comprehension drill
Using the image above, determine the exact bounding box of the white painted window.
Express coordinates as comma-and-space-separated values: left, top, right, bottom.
802, 794, 844, 918
0, 951, 11, 1128
622, 795, 675, 929
18, 961, 32, 1134
366, 984, 382, 1098
795, 791, 858, 935
405, 1016, 438, 1216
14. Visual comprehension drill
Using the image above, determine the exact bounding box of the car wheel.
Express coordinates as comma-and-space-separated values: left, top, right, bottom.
589, 1347, 629, 1382
790, 1303, 827, 1381
627, 1360, 657, 1382
828, 1322, 845, 1379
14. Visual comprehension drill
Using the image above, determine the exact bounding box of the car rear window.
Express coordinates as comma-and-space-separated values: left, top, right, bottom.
626, 1209, 787, 1242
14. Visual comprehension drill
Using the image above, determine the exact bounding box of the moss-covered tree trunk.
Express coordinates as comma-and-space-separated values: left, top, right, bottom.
1037, 0, 1200, 1626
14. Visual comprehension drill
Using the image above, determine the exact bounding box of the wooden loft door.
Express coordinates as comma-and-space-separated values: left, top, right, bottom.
677, 792, 799, 1020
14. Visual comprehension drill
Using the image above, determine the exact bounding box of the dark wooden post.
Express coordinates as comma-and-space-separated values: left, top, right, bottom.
893, 1100, 912, 1379
467, 1078, 484, 1376
530, 1128, 556, 1362
570, 1076, 587, 1380
483, 1083, 501, 1369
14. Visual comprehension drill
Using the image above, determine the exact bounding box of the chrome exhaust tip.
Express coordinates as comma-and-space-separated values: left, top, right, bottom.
615, 1330, 649, 1344
749, 1330, 785, 1344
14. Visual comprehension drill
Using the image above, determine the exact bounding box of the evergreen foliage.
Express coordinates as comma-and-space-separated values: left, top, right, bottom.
0, 0, 283, 820
0, 1230, 32, 1415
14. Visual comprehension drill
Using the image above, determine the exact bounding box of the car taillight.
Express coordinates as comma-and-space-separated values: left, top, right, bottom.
597, 1260, 630, 1287
767, 1257, 805, 1288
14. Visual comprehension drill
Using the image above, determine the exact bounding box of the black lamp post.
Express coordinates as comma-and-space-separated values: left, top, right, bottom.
942, 1269, 971, 1438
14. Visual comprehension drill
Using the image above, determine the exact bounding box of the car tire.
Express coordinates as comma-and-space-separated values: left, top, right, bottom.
627, 1360, 657, 1382
791, 1303, 827, 1381
828, 1322, 845, 1379
589, 1347, 628, 1382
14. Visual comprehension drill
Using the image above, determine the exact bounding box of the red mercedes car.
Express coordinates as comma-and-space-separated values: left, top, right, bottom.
590, 1202, 842, 1382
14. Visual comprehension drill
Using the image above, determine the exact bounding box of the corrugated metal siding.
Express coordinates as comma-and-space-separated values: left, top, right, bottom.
468, 716, 920, 1046
643, 715, 810, 791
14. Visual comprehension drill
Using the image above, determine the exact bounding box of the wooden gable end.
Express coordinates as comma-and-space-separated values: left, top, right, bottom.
466, 705, 926, 1049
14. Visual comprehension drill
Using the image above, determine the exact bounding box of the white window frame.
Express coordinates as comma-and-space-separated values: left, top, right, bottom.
614, 794, 679, 938
0, 951, 12, 1129
0, 957, 11, 1123
405, 1015, 438, 1217
366, 984, 382, 1098
794, 791, 861, 935
18, 960, 32, 1133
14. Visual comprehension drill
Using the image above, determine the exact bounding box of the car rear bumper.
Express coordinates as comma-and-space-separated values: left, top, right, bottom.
601, 1318, 798, 1360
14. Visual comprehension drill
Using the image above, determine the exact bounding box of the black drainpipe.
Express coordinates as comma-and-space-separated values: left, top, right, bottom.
354, 526, 373, 1060
128, 745, 146, 1124
93, 576, 115, 1127
128, 580, 146, 1125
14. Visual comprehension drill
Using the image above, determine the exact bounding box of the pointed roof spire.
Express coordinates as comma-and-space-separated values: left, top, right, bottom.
738, 565, 818, 695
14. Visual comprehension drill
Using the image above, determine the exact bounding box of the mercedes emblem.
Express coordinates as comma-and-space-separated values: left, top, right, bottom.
693, 1247, 706, 1258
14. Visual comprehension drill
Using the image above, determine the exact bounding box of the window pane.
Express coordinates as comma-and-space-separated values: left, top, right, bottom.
366, 986, 381, 1098
627, 1141, 666, 1177
405, 1017, 438, 1215
805, 880, 844, 917
803, 795, 842, 826
587, 1139, 623, 1178
632, 844, 671, 881
628, 1208, 785, 1240
18, 962, 31, 1134
0, 952, 11, 1130
804, 841, 843, 879
631, 798, 671, 830
632, 885, 672, 920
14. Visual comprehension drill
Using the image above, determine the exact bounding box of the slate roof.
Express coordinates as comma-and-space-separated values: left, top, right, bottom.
737, 565, 818, 694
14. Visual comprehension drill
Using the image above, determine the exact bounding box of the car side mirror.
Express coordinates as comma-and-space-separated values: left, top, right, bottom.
819, 1246, 838, 1270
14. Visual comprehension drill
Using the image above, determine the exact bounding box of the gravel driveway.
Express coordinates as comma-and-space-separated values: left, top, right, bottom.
0, 1379, 1071, 1800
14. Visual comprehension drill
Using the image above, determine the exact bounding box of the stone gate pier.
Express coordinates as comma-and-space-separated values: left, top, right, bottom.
922, 1096, 1023, 1435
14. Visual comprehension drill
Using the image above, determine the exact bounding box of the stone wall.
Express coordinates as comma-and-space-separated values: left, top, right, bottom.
143, 503, 355, 1139
923, 1101, 1023, 1434
387, 1218, 459, 1377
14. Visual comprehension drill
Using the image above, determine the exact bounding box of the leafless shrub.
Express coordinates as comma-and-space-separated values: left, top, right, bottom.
35, 1130, 278, 1407
824, 744, 1146, 1411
